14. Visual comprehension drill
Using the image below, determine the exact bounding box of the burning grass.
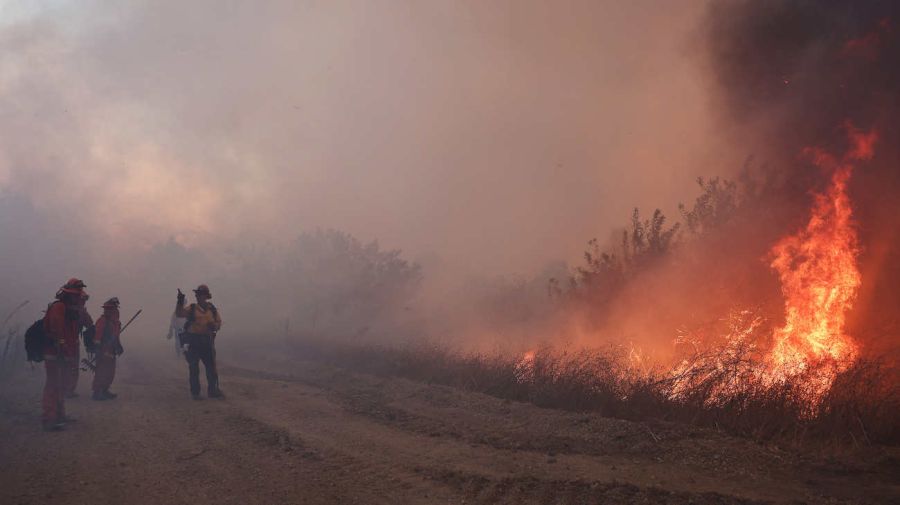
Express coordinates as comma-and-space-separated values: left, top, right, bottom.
286, 338, 900, 446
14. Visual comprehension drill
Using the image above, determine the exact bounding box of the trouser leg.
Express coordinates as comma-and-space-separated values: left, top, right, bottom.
42, 360, 65, 422
92, 356, 102, 393
200, 345, 218, 394
106, 357, 117, 391
93, 355, 116, 392
92, 354, 105, 393
186, 348, 201, 396
67, 349, 79, 395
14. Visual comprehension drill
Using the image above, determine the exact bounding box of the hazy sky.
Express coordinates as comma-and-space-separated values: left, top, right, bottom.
0, 0, 732, 278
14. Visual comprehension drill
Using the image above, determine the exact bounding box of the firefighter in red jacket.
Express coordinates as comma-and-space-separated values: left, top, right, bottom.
175, 284, 223, 400
92, 297, 123, 401
42, 278, 86, 431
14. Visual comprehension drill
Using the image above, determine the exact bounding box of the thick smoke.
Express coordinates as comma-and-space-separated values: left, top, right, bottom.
706, 1, 899, 152
0, 1, 729, 343
703, 0, 900, 352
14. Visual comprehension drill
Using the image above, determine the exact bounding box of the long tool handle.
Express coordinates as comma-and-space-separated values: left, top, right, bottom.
120, 309, 142, 334
2, 300, 29, 327
81, 357, 96, 372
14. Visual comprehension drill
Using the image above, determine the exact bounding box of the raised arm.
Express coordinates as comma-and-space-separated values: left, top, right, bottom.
174, 289, 190, 318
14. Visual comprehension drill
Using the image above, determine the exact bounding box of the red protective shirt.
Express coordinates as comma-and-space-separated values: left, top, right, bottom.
93, 315, 122, 356
43, 301, 80, 359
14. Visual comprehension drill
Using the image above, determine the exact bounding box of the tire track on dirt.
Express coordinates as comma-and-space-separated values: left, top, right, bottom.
219, 364, 807, 504
2, 346, 896, 505
218, 357, 900, 505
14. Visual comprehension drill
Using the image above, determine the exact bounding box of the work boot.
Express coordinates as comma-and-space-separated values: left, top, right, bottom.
208, 389, 224, 399
66, 392, 79, 399
92, 391, 107, 401
42, 421, 65, 432
103, 390, 118, 400
60, 415, 77, 424
191, 393, 203, 401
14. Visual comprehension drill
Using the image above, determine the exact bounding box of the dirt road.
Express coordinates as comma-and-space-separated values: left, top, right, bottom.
1, 343, 897, 505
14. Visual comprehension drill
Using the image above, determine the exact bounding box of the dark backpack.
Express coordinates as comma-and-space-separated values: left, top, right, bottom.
24, 318, 48, 362
25, 301, 64, 362
82, 324, 96, 352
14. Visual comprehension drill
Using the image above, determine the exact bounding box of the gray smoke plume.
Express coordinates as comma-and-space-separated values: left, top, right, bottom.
1, 1, 728, 343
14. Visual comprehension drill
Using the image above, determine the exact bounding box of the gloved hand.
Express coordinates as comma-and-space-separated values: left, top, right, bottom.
177, 288, 185, 304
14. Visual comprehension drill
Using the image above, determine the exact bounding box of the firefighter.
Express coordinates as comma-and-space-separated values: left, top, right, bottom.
42, 278, 86, 431
175, 284, 223, 400
66, 292, 94, 399
91, 297, 123, 401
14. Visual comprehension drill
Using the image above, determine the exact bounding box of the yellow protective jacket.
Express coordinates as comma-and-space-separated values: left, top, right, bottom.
175, 302, 222, 336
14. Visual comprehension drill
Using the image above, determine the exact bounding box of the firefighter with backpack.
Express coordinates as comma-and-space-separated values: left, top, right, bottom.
175, 284, 223, 400
40, 278, 87, 431
91, 297, 124, 401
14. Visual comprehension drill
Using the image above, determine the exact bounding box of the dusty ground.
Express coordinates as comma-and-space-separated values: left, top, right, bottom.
1, 341, 898, 505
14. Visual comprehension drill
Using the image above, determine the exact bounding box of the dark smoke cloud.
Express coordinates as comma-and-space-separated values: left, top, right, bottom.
704, 0, 900, 348
706, 0, 899, 152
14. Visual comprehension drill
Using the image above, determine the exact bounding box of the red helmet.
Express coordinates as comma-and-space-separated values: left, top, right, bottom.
60, 278, 87, 295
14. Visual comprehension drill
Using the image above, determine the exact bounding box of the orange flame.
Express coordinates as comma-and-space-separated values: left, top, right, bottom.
766, 127, 878, 383
666, 127, 878, 405
515, 127, 878, 408
514, 350, 537, 383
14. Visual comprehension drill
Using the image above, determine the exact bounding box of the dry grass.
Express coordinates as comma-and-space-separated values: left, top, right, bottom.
286, 339, 900, 446
0, 328, 22, 378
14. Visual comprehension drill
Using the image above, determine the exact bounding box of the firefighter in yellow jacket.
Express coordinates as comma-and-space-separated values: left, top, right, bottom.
175, 285, 223, 400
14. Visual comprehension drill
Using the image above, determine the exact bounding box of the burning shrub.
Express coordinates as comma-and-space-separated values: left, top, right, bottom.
284, 337, 900, 446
